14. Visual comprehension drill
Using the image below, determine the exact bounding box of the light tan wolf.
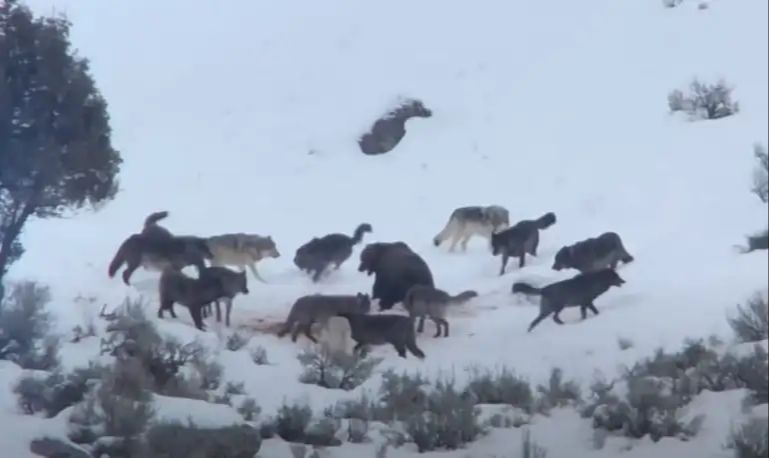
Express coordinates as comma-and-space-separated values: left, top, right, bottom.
433, 205, 510, 252
205, 233, 280, 283
403, 285, 478, 337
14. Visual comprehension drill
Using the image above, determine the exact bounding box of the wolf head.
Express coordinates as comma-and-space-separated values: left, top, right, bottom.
400, 99, 432, 119
552, 246, 572, 271
253, 235, 280, 259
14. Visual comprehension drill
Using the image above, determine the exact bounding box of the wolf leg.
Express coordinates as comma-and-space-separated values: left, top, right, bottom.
552, 311, 565, 325
431, 318, 442, 338
580, 305, 588, 320
460, 234, 471, 251
225, 298, 233, 327
190, 305, 206, 331
499, 254, 509, 276
518, 252, 526, 268
586, 302, 600, 316
214, 300, 222, 323
448, 232, 461, 252
440, 318, 449, 337
527, 311, 550, 332
303, 323, 318, 343
393, 343, 408, 358
417, 316, 426, 333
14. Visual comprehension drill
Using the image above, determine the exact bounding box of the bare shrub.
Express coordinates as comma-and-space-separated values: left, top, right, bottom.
0, 281, 60, 370
146, 422, 262, 457
15, 363, 104, 417
238, 397, 261, 422
465, 367, 534, 413
375, 370, 429, 422
535, 368, 581, 413
192, 357, 223, 391
276, 401, 313, 443
617, 337, 634, 351
297, 345, 382, 391
250, 345, 270, 365
727, 417, 769, 458
668, 79, 739, 120
225, 332, 250, 352
729, 294, 769, 343
752, 144, 769, 204
520, 429, 548, 458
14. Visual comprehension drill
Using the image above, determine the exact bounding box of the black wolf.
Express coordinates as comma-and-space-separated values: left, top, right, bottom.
358, 99, 432, 155
338, 312, 426, 359
157, 268, 231, 331
358, 241, 435, 311
294, 223, 373, 282
512, 269, 626, 332
108, 211, 212, 285
491, 212, 557, 275
552, 231, 634, 273
198, 266, 249, 327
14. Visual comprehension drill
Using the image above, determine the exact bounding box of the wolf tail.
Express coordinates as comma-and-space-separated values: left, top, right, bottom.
511, 282, 542, 295
351, 223, 373, 245
108, 235, 142, 279
144, 210, 170, 228
534, 212, 557, 230
450, 290, 479, 303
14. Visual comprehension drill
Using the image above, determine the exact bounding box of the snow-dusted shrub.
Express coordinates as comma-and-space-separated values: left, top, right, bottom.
662, 0, 684, 8
146, 422, 262, 458
520, 429, 548, 458
276, 401, 314, 443
535, 368, 581, 413
729, 294, 769, 343
465, 367, 534, 413
15, 363, 103, 417
375, 370, 429, 422
297, 345, 382, 391
324, 391, 378, 421
99, 299, 206, 399
250, 345, 270, 365
304, 417, 342, 447
404, 378, 484, 452
193, 357, 223, 391
224, 380, 246, 396
668, 79, 739, 120
0, 281, 60, 370
29, 437, 90, 458
752, 144, 769, 204
617, 337, 634, 351
225, 331, 250, 352
734, 345, 768, 406
237, 397, 261, 422
727, 417, 769, 458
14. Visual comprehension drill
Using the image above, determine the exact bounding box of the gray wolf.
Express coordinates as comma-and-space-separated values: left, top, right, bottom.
403, 285, 478, 337
512, 269, 626, 332
359, 99, 432, 155
277, 293, 371, 343
735, 230, 769, 254
491, 212, 557, 275
294, 223, 373, 282
157, 268, 232, 331
358, 241, 435, 311
197, 266, 249, 327
552, 232, 634, 273
206, 233, 280, 283
433, 205, 510, 252
108, 211, 213, 285
337, 312, 425, 359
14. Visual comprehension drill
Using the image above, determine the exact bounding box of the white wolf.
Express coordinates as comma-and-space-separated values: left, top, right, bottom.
205, 233, 280, 282
433, 205, 510, 252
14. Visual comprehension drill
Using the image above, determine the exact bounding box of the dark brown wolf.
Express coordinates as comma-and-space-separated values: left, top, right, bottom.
337, 312, 425, 359
108, 211, 212, 285
512, 269, 626, 332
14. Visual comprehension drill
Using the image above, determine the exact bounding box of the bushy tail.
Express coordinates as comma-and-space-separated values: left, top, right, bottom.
351, 223, 373, 245
107, 235, 141, 278
511, 282, 542, 295
144, 211, 169, 228
450, 290, 479, 303
534, 212, 557, 230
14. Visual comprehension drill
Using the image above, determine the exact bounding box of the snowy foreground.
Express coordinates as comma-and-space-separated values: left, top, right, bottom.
1, 0, 768, 456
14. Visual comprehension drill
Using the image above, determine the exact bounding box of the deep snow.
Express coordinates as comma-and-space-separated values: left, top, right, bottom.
1, 0, 767, 456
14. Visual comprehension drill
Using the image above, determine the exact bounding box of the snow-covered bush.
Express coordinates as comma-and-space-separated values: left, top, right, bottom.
375, 370, 429, 422
146, 422, 262, 457
0, 281, 60, 370
668, 79, 739, 120
225, 331, 250, 352
297, 345, 382, 391
193, 357, 223, 391
465, 367, 534, 413
237, 397, 261, 422
729, 294, 769, 343
752, 144, 768, 204
727, 417, 769, 458
276, 401, 314, 443
15, 363, 103, 417
250, 345, 270, 365
404, 378, 484, 452
535, 368, 581, 413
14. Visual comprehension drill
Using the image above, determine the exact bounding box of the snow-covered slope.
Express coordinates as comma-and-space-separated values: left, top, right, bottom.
3, 0, 768, 456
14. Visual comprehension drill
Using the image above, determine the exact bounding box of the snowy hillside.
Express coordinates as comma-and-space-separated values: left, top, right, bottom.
2, 0, 768, 456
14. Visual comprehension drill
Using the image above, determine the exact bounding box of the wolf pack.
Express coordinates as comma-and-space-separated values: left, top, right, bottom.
108, 206, 635, 360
